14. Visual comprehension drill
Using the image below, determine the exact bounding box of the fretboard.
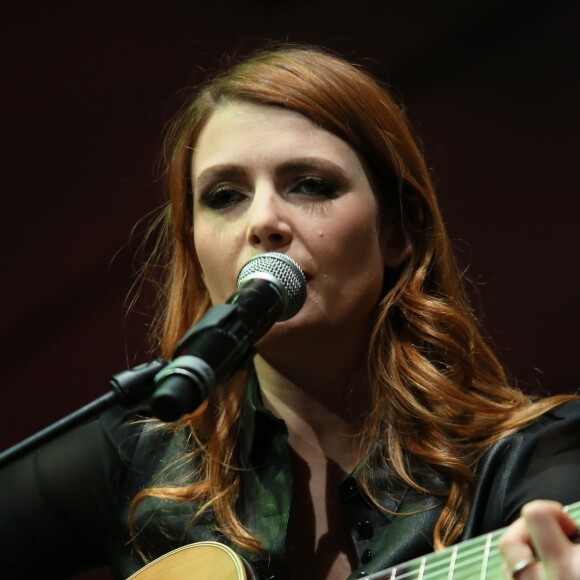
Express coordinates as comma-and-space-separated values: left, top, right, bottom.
365, 501, 580, 579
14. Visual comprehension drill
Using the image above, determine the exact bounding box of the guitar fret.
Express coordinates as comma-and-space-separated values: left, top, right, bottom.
418, 556, 426, 579
479, 532, 492, 579
447, 545, 458, 579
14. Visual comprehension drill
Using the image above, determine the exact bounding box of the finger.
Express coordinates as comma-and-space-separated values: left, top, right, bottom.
499, 516, 542, 579
522, 501, 578, 562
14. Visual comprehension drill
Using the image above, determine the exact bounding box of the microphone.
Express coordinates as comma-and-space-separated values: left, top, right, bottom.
151, 252, 307, 421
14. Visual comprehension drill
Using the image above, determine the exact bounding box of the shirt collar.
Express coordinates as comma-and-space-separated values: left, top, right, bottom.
238, 368, 287, 468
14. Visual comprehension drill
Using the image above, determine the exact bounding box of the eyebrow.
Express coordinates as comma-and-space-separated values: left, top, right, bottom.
194, 157, 348, 193
194, 164, 246, 193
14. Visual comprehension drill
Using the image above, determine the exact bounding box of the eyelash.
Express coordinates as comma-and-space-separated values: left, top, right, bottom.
293, 176, 339, 198
199, 176, 339, 211
199, 185, 246, 210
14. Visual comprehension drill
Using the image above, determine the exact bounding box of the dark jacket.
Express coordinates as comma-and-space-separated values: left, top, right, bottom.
2, 378, 580, 579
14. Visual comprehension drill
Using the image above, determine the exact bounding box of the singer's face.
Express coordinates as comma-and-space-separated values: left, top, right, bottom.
191, 101, 401, 356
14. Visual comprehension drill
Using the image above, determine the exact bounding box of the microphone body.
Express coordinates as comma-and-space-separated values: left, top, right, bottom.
152, 253, 306, 421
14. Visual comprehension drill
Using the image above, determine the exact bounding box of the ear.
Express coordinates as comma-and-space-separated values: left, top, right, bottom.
381, 210, 412, 269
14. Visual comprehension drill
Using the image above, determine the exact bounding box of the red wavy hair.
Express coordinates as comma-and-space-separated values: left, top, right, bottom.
130, 45, 574, 554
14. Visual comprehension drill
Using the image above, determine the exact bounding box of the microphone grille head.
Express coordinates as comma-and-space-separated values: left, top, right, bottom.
237, 252, 307, 320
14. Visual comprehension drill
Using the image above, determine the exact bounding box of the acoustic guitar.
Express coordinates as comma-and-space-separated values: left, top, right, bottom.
127, 541, 255, 580
129, 502, 580, 579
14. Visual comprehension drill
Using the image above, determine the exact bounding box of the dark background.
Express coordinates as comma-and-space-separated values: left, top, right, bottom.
1, 1, 579, 576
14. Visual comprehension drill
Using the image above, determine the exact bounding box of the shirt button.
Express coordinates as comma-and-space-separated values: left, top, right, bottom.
340, 478, 357, 500
361, 548, 373, 564
355, 571, 368, 578
356, 520, 374, 539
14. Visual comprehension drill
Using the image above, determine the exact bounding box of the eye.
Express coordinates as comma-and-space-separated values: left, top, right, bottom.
199, 185, 247, 211
292, 176, 339, 199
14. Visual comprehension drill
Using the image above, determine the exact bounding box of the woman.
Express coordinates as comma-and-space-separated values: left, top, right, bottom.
1, 45, 579, 580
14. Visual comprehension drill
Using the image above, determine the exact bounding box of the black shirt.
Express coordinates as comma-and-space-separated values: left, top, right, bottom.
2, 381, 580, 580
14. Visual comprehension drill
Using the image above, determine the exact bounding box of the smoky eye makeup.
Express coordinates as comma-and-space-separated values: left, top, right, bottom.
278, 158, 350, 199
291, 175, 340, 199
194, 164, 251, 211
193, 157, 350, 210
198, 184, 248, 210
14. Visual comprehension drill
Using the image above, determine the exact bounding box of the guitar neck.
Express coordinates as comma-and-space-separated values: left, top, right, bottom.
365, 501, 580, 580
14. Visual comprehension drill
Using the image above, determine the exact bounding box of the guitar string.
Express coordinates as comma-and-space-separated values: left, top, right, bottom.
371, 531, 503, 580
372, 544, 503, 580
391, 530, 502, 579
422, 547, 504, 579
368, 503, 580, 580
478, 531, 492, 580
365, 530, 502, 580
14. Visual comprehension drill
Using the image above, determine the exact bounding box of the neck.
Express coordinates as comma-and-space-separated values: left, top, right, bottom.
253, 353, 370, 472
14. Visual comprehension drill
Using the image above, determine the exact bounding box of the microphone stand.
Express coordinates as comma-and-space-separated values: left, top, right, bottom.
0, 254, 305, 469
0, 358, 167, 468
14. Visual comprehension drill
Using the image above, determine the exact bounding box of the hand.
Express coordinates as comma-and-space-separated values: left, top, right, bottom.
499, 500, 580, 579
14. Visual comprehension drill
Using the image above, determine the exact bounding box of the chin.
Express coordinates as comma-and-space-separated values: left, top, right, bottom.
254, 315, 313, 354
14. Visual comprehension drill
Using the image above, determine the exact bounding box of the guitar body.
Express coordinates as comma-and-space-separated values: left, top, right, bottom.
127, 541, 249, 580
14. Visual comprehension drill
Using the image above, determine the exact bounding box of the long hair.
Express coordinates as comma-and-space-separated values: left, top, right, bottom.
130, 45, 573, 553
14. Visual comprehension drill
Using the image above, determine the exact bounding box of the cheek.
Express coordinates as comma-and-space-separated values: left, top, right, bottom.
331, 201, 383, 260
192, 221, 235, 304
192, 222, 210, 281
325, 203, 385, 295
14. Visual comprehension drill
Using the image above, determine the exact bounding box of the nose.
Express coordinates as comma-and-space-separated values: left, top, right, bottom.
246, 187, 293, 251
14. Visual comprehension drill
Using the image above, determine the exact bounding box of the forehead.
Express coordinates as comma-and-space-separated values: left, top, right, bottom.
191, 101, 366, 180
